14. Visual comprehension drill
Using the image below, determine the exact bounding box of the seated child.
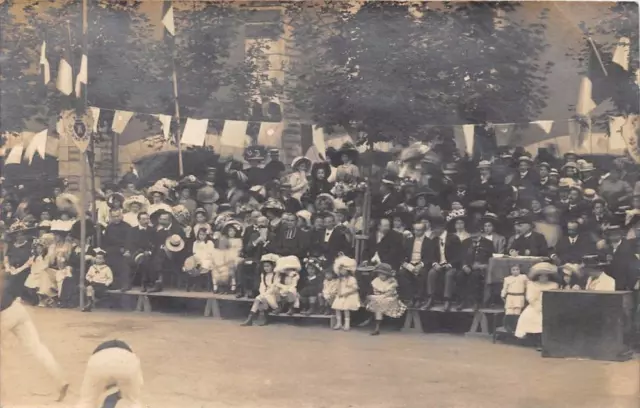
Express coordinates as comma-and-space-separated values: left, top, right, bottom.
560, 263, 582, 290
501, 264, 529, 333
241, 253, 280, 326
82, 248, 114, 312
299, 257, 326, 315
211, 237, 239, 293
319, 268, 339, 315
52, 256, 73, 308
273, 255, 301, 315
24, 239, 55, 307
183, 227, 214, 291
365, 263, 407, 336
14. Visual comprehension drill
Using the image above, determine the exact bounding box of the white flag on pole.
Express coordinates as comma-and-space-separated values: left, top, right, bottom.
24, 129, 48, 164
112, 110, 134, 134
535, 120, 554, 134
75, 54, 88, 98
89, 107, 100, 132
162, 4, 175, 36
462, 124, 475, 155
221, 120, 249, 148
154, 114, 172, 141
5, 144, 24, 165
56, 57, 73, 96
612, 37, 630, 71
312, 126, 326, 156
181, 118, 208, 146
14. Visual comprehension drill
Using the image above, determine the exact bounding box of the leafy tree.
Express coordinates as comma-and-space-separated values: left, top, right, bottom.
284, 1, 551, 146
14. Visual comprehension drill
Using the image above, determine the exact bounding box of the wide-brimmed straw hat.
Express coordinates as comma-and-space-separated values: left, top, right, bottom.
6, 222, 37, 236
123, 195, 149, 213
221, 220, 244, 236
148, 184, 169, 198
373, 263, 396, 277
291, 156, 312, 171
333, 255, 357, 274
165, 234, 185, 252
528, 262, 558, 279
261, 198, 285, 215
260, 253, 280, 265
55, 193, 81, 216
274, 255, 302, 273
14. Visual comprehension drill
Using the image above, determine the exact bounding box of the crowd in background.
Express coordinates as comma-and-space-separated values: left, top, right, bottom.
2, 141, 640, 336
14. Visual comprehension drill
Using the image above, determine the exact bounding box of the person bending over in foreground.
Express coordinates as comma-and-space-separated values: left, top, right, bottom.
76, 339, 144, 408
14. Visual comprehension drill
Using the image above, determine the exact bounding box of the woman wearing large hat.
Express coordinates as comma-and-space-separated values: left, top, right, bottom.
177, 175, 202, 215
225, 170, 248, 209
309, 161, 333, 201
515, 262, 560, 343
330, 142, 360, 182
55, 193, 82, 218
288, 156, 311, 202
481, 212, 506, 254
147, 184, 172, 218
314, 193, 336, 213
446, 208, 470, 243
122, 195, 149, 228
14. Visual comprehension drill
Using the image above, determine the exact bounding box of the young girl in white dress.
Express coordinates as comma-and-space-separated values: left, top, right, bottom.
515, 262, 559, 348
24, 240, 56, 307
183, 227, 215, 291
500, 264, 528, 333
241, 254, 280, 326
366, 263, 407, 336
332, 255, 360, 331
273, 255, 301, 315
288, 157, 310, 201
210, 236, 239, 294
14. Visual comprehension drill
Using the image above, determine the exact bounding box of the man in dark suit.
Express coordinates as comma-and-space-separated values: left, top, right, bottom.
509, 215, 549, 257
312, 212, 352, 264
425, 216, 463, 311
560, 186, 590, 223
457, 229, 493, 310
363, 218, 405, 271
372, 175, 400, 220
600, 225, 637, 290
238, 216, 269, 298
509, 156, 540, 202
398, 221, 433, 307
103, 209, 133, 291
128, 212, 156, 290
551, 219, 596, 266
266, 212, 310, 260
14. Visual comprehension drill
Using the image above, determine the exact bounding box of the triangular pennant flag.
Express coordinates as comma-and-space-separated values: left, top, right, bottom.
162, 2, 175, 36
24, 129, 48, 164
40, 41, 50, 84
154, 114, 172, 141
181, 118, 208, 146
493, 123, 515, 145
89, 107, 100, 132
75, 54, 87, 98
453, 126, 467, 154
112, 110, 134, 134
462, 124, 475, 155
56, 58, 73, 95
221, 120, 249, 148
5, 144, 24, 165
257, 122, 284, 147
534, 120, 553, 134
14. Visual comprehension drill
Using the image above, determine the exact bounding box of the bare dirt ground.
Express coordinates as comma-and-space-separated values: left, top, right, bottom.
1, 306, 638, 408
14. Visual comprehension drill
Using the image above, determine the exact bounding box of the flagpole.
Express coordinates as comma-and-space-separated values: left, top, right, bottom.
78, 0, 89, 310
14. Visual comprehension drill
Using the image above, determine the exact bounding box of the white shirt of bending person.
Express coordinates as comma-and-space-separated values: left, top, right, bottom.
586, 272, 616, 291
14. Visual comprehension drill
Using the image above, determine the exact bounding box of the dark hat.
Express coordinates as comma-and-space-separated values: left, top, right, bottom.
178, 175, 204, 190
69, 219, 96, 241
538, 162, 551, 170
102, 182, 118, 192
107, 192, 125, 209
409, 188, 437, 206
194, 207, 208, 217
311, 161, 331, 178
582, 254, 608, 268
603, 224, 624, 234
481, 212, 500, 225
390, 205, 413, 227
381, 173, 398, 185
442, 162, 459, 175
268, 148, 280, 155
514, 213, 533, 225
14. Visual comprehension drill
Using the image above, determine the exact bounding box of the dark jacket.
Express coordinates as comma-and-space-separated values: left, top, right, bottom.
510, 231, 549, 257
553, 234, 596, 265
462, 237, 494, 267
601, 239, 638, 291
266, 227, 310, 259
364, 230, 405, 270
429, 231, 463, 269
372, 192, 400, 219
312, 227, 352, 264
403, 235, 433, 265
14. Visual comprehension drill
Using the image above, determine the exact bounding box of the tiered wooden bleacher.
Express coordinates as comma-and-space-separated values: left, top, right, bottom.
402, 305, 504, 336
107, 289, 334, 326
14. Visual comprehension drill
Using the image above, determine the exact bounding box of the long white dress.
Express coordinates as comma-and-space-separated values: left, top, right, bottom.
515, 280, 559, 338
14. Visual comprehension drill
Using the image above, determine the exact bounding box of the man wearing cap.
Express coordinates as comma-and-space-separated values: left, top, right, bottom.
373, 174, 400, 219
509, 214, 549, 257
103, 209, 133, 292
264, 148, 285, 182
583, 255, 616, 291
280, 182, 303, 214
581, 162, 600, 191
398, 221, 433, 307
600, 224, 636, 290
245, 147, 266, 187
469, 160, 501, 210
457, 228, 493, 310
510, 156, 540, 202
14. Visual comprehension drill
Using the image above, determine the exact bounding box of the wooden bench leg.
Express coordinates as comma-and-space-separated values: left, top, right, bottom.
402, 310, 423, 333
135, 295, 151, 313
467, 311, 489, 336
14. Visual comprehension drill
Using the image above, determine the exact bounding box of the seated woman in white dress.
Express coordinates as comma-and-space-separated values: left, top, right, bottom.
515, 262, 559, 348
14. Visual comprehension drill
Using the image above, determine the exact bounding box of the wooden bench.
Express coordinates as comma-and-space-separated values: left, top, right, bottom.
107, 289, 334, 325
107, 289, 252, 318
402, 306, 504, 336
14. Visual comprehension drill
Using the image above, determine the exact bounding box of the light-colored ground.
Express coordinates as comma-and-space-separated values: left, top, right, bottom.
1, 306, 639, 408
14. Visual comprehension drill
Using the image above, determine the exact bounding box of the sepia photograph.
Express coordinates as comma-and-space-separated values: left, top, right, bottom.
0, 1, 639, 407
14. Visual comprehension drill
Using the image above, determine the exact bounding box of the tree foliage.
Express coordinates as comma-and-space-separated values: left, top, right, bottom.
284, 1, 551, 146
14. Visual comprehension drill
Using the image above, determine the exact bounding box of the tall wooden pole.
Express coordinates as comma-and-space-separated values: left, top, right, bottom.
78, 0, 89, 310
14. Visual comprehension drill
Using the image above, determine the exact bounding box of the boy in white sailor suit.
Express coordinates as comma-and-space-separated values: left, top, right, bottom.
83, 248, 114, 312
76, 339, 143, 408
